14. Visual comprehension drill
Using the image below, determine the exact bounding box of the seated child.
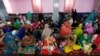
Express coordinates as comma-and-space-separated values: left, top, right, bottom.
41, 34, 59, 55
18, 33, 36, 54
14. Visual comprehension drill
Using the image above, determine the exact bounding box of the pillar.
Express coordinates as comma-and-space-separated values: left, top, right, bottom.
52, 0, 59, 23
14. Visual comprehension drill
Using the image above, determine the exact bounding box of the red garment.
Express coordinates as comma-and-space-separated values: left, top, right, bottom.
94, 34, 100, 46
43, 40, 48, 46
60, 24, 71, 37
31, 21, 39, 31
52, 48, 59, 54
41, 49, 50, 55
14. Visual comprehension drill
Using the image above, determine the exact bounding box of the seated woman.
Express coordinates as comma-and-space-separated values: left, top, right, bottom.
60, 19, 72, 37
41, 24, 52, 40
84, 22, 93, 36
41, 34, 59, 55
18, 33, 36, 54
64, 35, 81, 54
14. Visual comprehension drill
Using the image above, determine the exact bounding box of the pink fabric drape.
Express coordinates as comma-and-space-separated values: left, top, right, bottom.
64, 0, 75, 13
32, 0, 42, 13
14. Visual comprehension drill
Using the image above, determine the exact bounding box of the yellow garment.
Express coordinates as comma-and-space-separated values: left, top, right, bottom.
73, 44, 81, 50
64, 44, 81, 53
83, 42, 92, 55
64, 45, 73, 53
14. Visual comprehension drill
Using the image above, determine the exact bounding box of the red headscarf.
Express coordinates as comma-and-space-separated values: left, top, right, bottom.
94, 34, 100, 46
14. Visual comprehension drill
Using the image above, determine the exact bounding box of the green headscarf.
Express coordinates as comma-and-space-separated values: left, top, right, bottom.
13, 19, 21, 29
26, 11, 32, 21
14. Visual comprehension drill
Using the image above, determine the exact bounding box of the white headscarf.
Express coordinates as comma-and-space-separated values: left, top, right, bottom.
41, 24, 52, 39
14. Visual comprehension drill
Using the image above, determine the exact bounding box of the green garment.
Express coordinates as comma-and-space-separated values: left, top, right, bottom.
26, 11, 32, 21
77, 34, 84, 47
84, 35, 91, 43
77, 34, 91, 47
73, 24, 83, 36
23, 45, 35, 51
13, 19, 21, 29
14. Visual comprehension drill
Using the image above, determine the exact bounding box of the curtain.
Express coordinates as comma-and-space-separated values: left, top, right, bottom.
64, 0, 75, 13
32, 0, 42, 13
3, 0, 13, 13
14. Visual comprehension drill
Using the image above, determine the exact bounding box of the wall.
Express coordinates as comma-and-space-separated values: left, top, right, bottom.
59, 0, 64, 12
42, 0, 53, 13
3, 0, 95, 13
74, 0, 95, 13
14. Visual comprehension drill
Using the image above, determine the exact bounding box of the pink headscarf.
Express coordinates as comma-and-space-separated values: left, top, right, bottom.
85, 23, 93, 35
31, 21, 39, 31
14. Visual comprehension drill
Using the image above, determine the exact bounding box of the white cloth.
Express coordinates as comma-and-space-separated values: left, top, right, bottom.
26, 19, 31, 25
42, 24, 52, 39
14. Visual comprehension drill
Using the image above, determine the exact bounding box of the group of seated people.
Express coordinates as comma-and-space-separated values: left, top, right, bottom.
0, 12, 100, 55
